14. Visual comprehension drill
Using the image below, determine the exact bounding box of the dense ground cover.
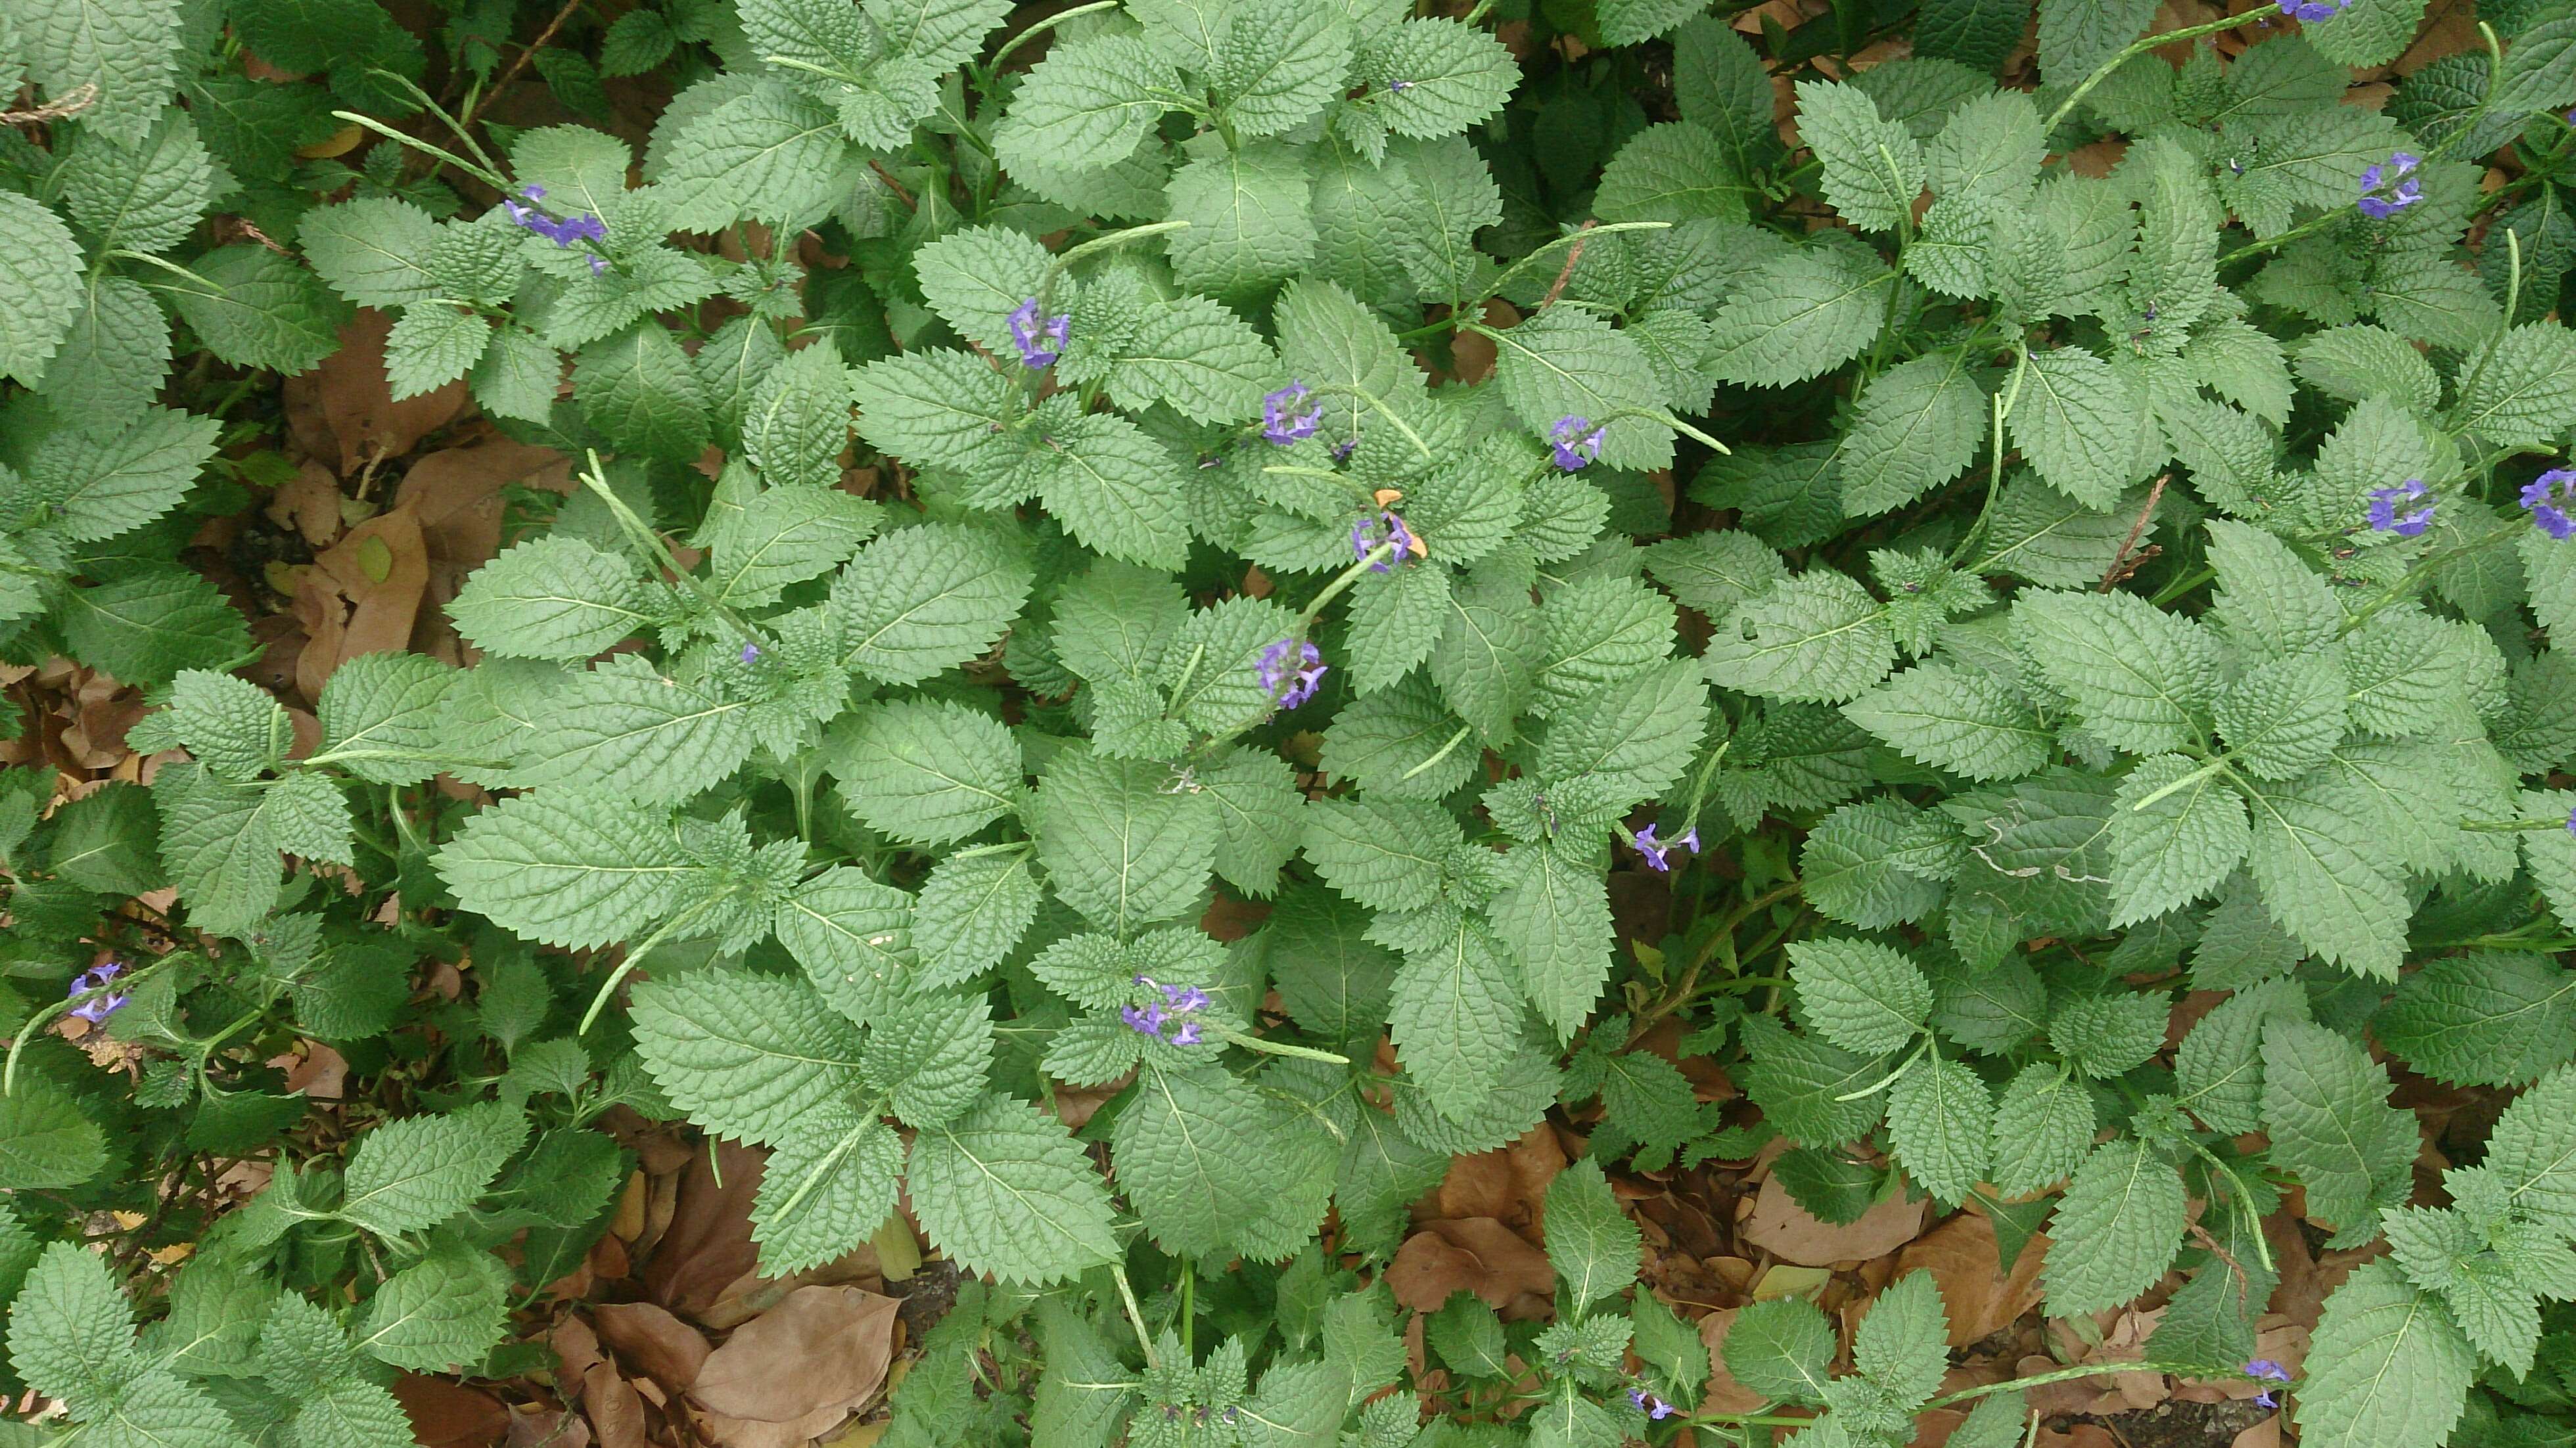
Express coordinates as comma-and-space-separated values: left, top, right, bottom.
11, 0, 2576, 1444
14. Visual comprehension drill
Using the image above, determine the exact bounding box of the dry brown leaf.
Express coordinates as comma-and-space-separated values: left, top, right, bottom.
594, 1301, 713, 1393
1895, 1213, 2051, 1347
1423, 1122, 1565, 1231
1387, 1217, 1558, 1317
693, 1285, 898, 1422
582, 1363, 649, 1448
504, 1406, 591, 1448
267, 460, 348, 549
285, 309, 469, 474
643, 1141, 766, 1321
1740, 1176, 1927, 1266
392, 1375, 512, 1448
292, 507, 428, 700
695, 1399, 862, 1448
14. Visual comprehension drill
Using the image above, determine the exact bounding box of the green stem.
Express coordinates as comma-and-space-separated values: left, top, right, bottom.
1927, 1360, 2274, 1412
1833, 1037, 1927, 1102
985, 0, 1123, 73
1217, 1029, 1350, 1064
578, 450, 762, 645
577, 897, 721, 1033
2041, 9, 2271, 134
2127, 756, 2229, 812
1111, 1262, 1161, 1370
1299, 543, 1399, 629
1399, 724, 1477, 781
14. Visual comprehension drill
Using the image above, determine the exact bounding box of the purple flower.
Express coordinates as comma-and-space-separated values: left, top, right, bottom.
1628, 1388, 1676, 1420
1387, 79, 1413, 93
1632, 823, 1700, 872
1550, 415, 1606, 470
1124, 975, 1213, 1045
68, 962, 129, 1025
2366, 479, 2433, 537
740, 641, 762, 664
1351, 510, 1414, 571
1007, 297, 1070, 369
503, 185, 611, 252
2245, 1359, 2291, 1410
1262, 381, 1322, 445
2276, 0, 2347, 18
2525, 468, 2576, 540
2357, 152, 2424, 219
1258, 638, 1327, 710
1330, 437, 1358, 463
2565, 805, 2576, 836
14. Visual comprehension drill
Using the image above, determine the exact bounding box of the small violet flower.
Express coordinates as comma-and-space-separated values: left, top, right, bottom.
1262, 380, 1322, 445
1632, 823, 1700, 872
2563, 803, 2575, 836
1258, 638, 1327, 710
1387, 79, 1413, 93
1007, 296, 1070, 369
2244, 1359, 2292, 1411
2525, 468, 2576, 540
1351, 510, 1415, 572
1550, 414, 1607, 470
1126, 975, 1213, 1047
502, 184, 610, 256
2366, 478, 2433, 537
68, 962, 129, 1025
1628, 1388, 1676, 1420
2276, 0, 2348, 19
2357, 151, 2424, 219
739, 641, 762, 664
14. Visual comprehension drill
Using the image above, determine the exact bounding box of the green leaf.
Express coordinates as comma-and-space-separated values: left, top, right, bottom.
1796, 79, 1925, 233
1841, 353, 1985, 516
2240, 772, 2407, 981
298, 199, 442, 308
831, 524, 1034, 685
1786, 938, 1930, 1055
354, 1238, 508, 1373
1490, 840, 1615, 1042
315, 651, 455, 786
1115, 1062, 1329, 1259
772, 866, 917, 1023
741, 343, 856, 490
1988, 1064, 2094, 1196
2013, 588, 2217, 755
1488, 307, 1672, 473
1165, 141, 1318, 304
2378, 953, 2576, 1087
0, 1079, 107, 1190
25, 406, 214, 545
515, 657, 754, 802
2205, 520, 2339, 658
2294, 1259, 2474, 1448
863, 993, 994, 1128
2261, 1018, 2415, 1240
2451, 323, 2576, 448
2036, 0, 2153, 83
1703, 247, 1889, 388
1387, 924, 1522, 1122
752, 1112, 902, 1277
1368, 18, 1516, 137
1212, 0, 1353, 137
1886, 1055, 1992, 1208
7, 1241, 137, 1405
630, 966, 865, 1147
2109, 754, 2251, 927
36, 275, 173, 437
2486, 1064, 2576, 1233
1544, 1158, 1640, 1311
909, 1095, 1118, 1285
1841, 662, 2052, 782
1106, 295, 1274, 425
2039, 1137, 2185, 1317
58, 566, 250, 689
1855, 1271, 1949, 1411
158, 244, 346, 375
993, 36, 1174, 177
574, 325, 712, 462
17, 0, 181, 147
660, 83, 853, 231
338, 1103, 526, 1236
1038, 413, 1191, 568
1596, 122, 1749, 225
1030, 744, 1218, 932
2011, 346, 2144, 509
449, 535, 650, 661
829, 699, 1021, 848
1722, 1297, 1836, 1404
912, 849, 1041, 985
1702, 571, 1895, 704
433, 791, 691, 949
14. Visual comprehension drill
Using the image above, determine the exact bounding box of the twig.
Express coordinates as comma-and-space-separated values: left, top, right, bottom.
1538, 219, 1598, 309
2100, 473, 2169, 592
2, 83, 98, 126
868, 159, 920, 212
459, 0, 587, 133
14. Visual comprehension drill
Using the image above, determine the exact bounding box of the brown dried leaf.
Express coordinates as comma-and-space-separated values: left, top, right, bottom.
1387, 1217, 1557, 1317
593, 1301, 713, 1392
1895, 1213, 2051, 1347
1740, 1175, 1927, 1266
691, 1286, 899, 1422
285, 309, 468, 474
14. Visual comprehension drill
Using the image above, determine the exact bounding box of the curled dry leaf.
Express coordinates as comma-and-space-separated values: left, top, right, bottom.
1387, 1217, 1558, 1317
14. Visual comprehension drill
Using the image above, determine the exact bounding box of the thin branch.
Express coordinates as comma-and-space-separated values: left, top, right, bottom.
2100, 473, 2170, 592
1538, 219, 1598, 309
459, 0, 587, 133
2, 83, 97, 126
868, 158, 920, 212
